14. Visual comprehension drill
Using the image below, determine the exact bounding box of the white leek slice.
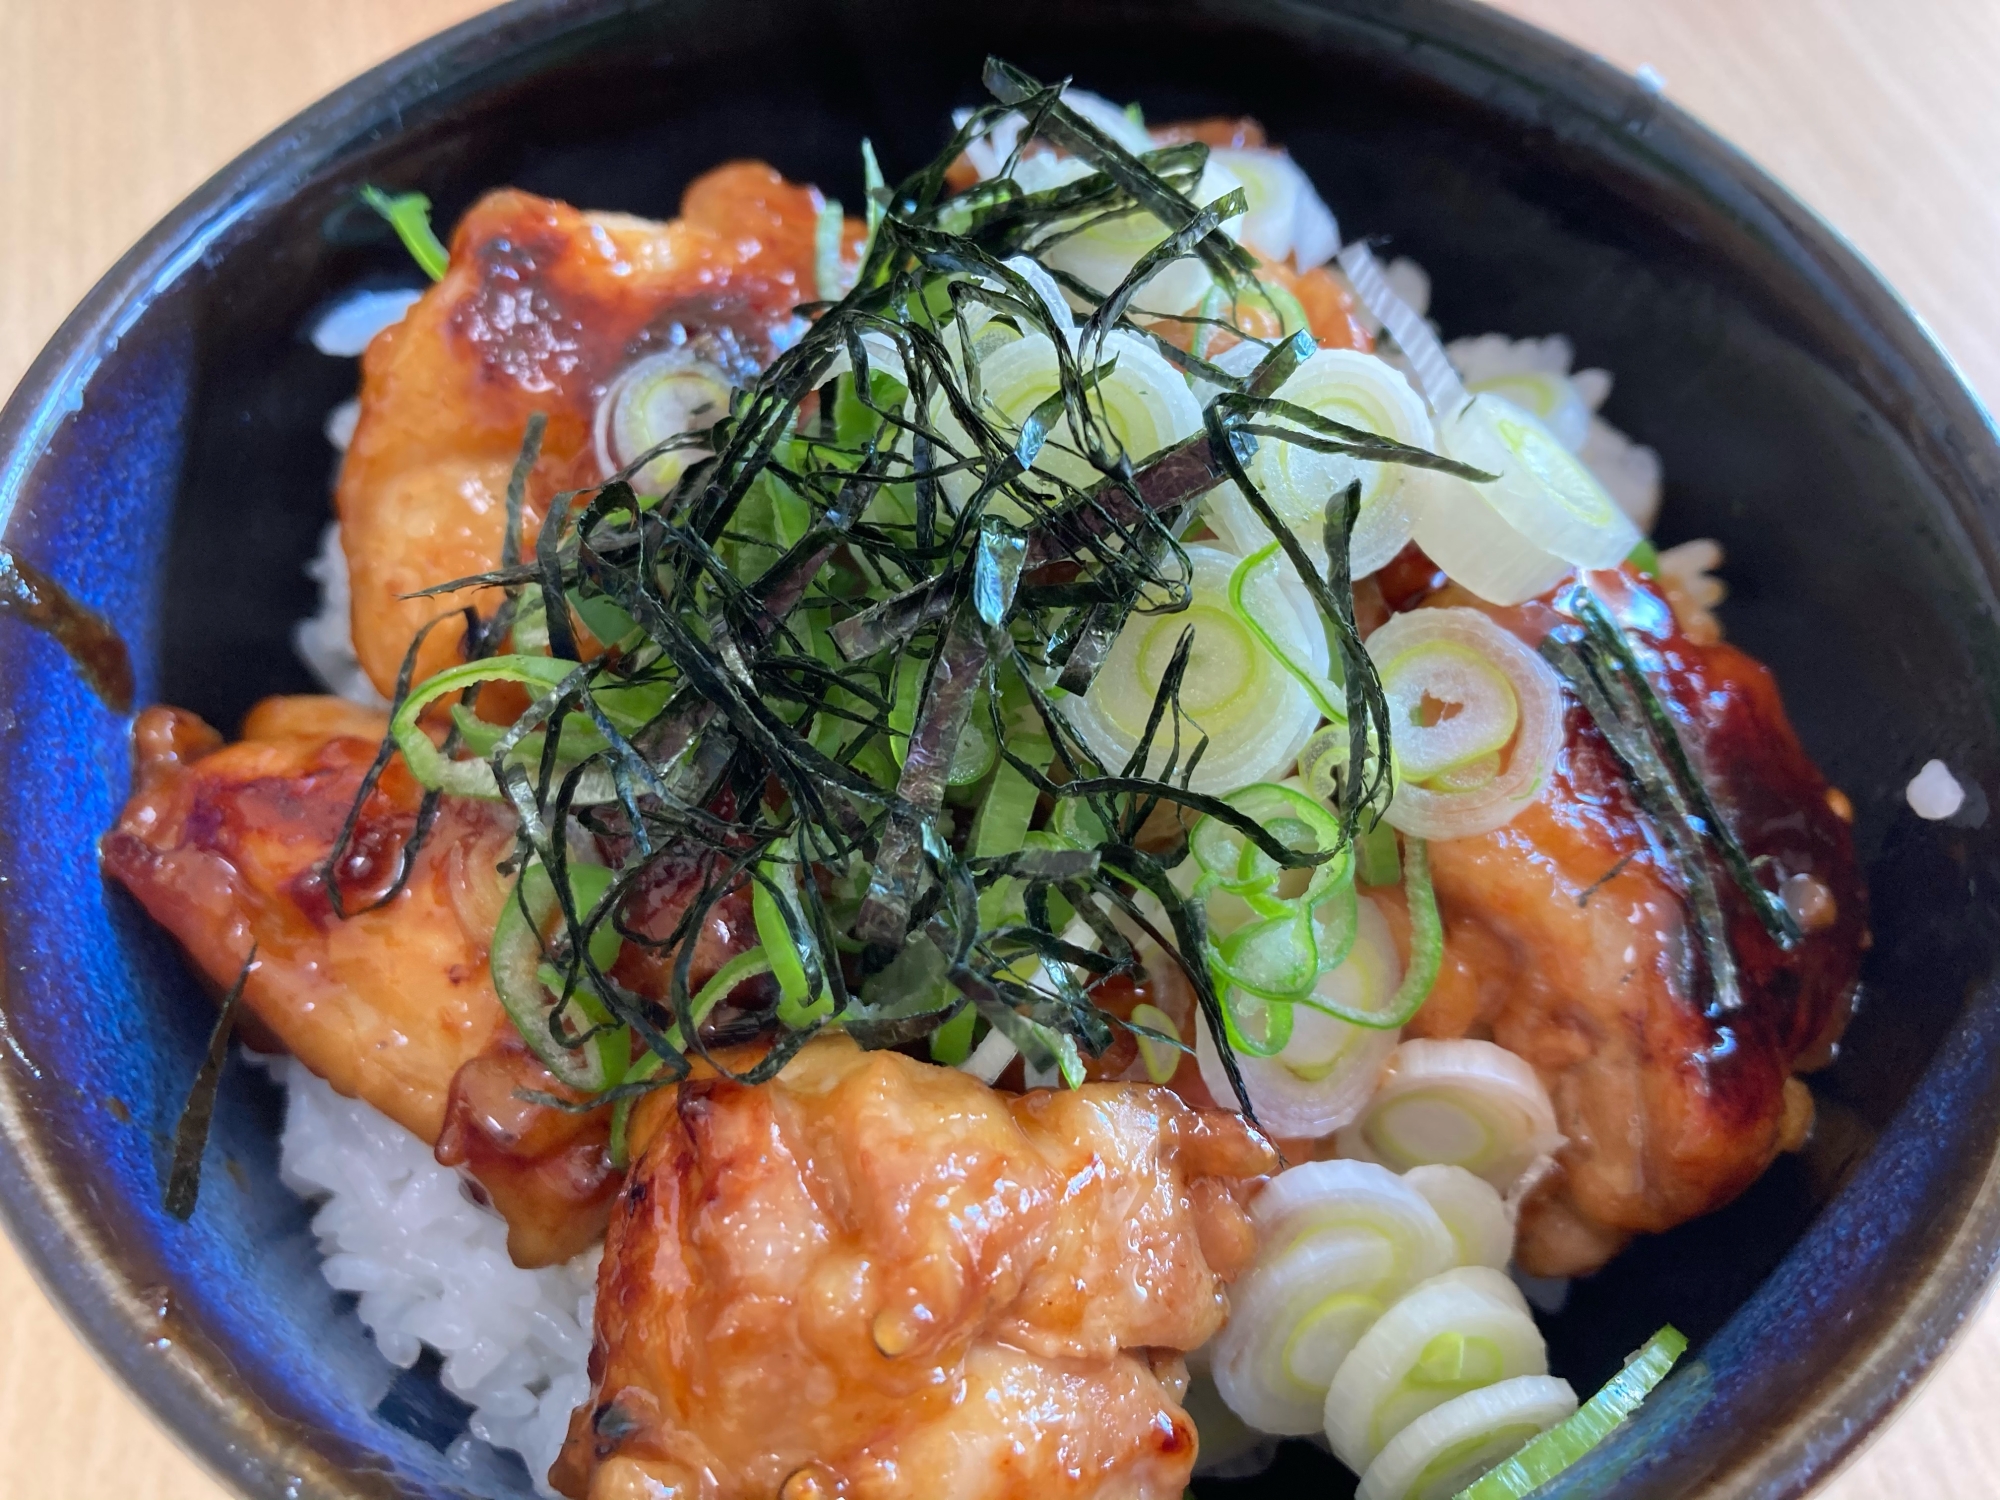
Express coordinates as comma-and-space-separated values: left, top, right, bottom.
1036, 158, 1246, 317
1407, 467, 1572, 607
1129, 1002, 1182, 1084
1251, 1159, 1457, 1274
593, 351, 733, 495
933, 328, 1201, 510
1212, 1160, 1453, 1435
1204, 349, 1435, 579
1338, 1039, 1563, 1193
1578, 416, 1664, 532
1354, 1376, 1578, 1500
1365, 608, 1565, 841
1466, 370, 1590, 451
1071, 543, 1325, 794
1208, 147, 1341, 269
1448, 334, 1595, 452
1323, 1266, 1549, 1469
1403, 1165, 1514, 1270
1197, 897, 1402, 1137
952, 88, 1154, 181
1213, 1232, 1399, 1434
818, 327, 910, 390
953, 254, 1078, 346
1436, 394, 1638, 570
1050, 88, 1157, 156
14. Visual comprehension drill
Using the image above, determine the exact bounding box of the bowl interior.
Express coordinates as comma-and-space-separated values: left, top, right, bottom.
5, 2, 2000, 1497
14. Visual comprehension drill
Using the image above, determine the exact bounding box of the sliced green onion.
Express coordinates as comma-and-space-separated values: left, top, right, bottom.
489, 859, 626, 1091
953, 254, 1077, 346
1213, 1159, 1455, 1435
1299, 723, 1346, 804
929, 1004, 978, 1066
1411, 393, 1637, 605
1324, 1266, 1549, 1471
1128, 1002, 1182, 1083
859, 138, 886, 250
1036, 154, 1246, 318
932, 329, 1201, 512
970, 735, 1045, 860
669, 947, 775, 1050
610, 946, 779, 1164
1339, 1036, 1562, 1193
814, 196, 848, 303
1209, 146, 1341, 268
1257, 1159, 1458, 1274
1204, 348, 1434, 579
1360, 1376, 1578, 1500
1390, 836, 1441, 1015
1453, 1327, 1687, 1500
753, 856, 831, 1028
1230, 543, 1347, 723
1222, 985, 1296, 1058
1380, 639, 1518, 782
1404, 1165, 1514, 1271
1366, 609, 1564, 842
1219, 1232, 1399, 1434
1197, 897, 1402, 1138
1309, 873, 1360, 977
1049, 795, 1113, 850
1191, 781, 1349, 907
1217, 912, 1320, 1000
1408, 464, 1571, 608
1357, 819, 1403, 888
594, 352, 733, 496
359, 185, 449, 281
1464, 369, 1591, 451
391, 655, 618, 803
1073, 544, 1329, 794
1190, 280, 1230, 363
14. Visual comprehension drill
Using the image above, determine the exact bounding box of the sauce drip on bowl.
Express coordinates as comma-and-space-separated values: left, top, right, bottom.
0, 545, 133, 712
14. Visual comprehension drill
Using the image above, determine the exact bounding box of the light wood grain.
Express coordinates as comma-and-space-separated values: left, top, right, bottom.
2, 1, 1997, 1497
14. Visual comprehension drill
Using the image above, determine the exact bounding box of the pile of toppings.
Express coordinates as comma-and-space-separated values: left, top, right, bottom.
331, 59, 1789, 1148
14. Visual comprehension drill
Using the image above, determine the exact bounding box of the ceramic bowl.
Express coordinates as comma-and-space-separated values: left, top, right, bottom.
3, 1, 1999, 1496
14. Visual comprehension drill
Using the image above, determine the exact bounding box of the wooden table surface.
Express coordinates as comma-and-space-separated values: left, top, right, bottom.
4, 1, 1999, 1495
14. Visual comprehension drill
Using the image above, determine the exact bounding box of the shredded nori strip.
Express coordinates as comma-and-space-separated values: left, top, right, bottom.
318, 58, 1500, 1129
164, 947, 254, 1221
1541, 583, 1800, 1015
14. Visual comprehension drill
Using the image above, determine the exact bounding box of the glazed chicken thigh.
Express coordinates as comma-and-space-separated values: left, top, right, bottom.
553, 1036, 1276, 1500
103, 695, 753, 1266
337, 162, 850, 693
1385, 569, 1864, 1275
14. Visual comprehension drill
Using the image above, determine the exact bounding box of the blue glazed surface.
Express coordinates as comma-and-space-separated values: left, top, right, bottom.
3, 3, 2000, 1498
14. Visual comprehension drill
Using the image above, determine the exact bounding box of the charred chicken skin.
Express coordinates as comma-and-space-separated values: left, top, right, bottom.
552, 1036, 1275, 1500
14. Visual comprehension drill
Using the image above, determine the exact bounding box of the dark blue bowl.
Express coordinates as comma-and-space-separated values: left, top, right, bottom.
5, 2, 2000, 1496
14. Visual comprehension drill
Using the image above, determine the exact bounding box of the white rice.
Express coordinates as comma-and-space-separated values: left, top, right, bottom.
274, 1057, 597, 1493
292, 329, 596, 1490
1907, 758, 1967, 821
294, 520, 388, 710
